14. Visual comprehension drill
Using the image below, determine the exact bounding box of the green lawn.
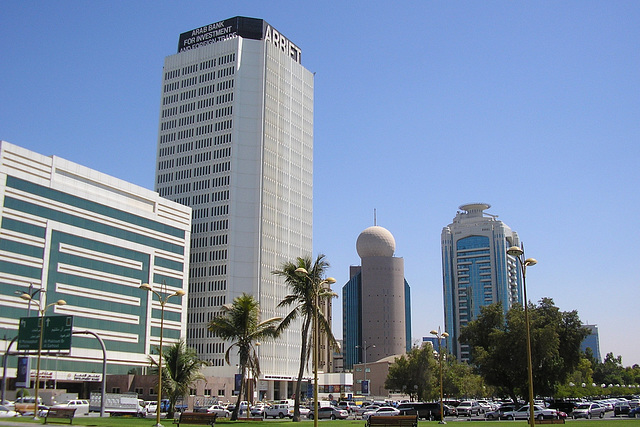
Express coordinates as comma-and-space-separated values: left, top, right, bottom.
2, 419, 640, 427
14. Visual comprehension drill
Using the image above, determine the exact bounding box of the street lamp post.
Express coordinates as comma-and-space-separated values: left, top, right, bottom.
15, 284, 44, 317
19, 293, 65, 420
355, 341, 375, 395
430, 327, 449, 424
140, 282, 185, 427
294, 268, 336, 427
507, 244, 537, 427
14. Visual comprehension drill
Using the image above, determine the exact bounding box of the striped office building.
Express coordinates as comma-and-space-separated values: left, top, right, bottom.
0, 141, 191, 393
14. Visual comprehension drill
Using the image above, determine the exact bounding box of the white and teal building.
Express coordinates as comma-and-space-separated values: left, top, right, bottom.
441, 203, 522, 361
0, 141, 191, 392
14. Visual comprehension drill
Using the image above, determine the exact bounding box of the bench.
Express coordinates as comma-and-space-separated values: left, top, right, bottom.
366, 415, 418, 427
44, 407, 77, 424
537, 419, 566, 424
173, 412, 217, 426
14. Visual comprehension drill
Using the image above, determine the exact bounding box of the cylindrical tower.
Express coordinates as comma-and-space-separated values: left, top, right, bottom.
356, 226, 406, 362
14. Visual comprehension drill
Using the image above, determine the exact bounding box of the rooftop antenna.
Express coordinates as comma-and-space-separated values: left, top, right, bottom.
374, 208, 377, 226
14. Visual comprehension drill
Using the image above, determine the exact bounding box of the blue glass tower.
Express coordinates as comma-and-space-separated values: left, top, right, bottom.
441, 203, 523, 361
580, 324, 602, 362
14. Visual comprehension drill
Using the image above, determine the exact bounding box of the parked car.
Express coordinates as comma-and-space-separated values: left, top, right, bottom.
308, 406, 348, 420
457, 400, 482, 417
14, 396, 44, 416
51, 399, 90, 416
596, 400, 614, 412
265, 403, 293, 419
443, 404, 458, 417
362, 406, 400, 420
485, 404, 516, 419
572, 403, 605, 419
299, 406, 311, 417
614, 401, 631, 416
548, 400, 577, 416
337, 401, 358, 413
397, 402, 441, 420
503, 405, 559, 420
629, 407, 640, 418
356, 405, 379, 416
0, 405, 18, 418
207, 404, 231, 417
250, 403, 266, 416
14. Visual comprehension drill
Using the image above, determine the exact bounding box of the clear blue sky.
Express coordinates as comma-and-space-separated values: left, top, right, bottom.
2, 1, 639, 366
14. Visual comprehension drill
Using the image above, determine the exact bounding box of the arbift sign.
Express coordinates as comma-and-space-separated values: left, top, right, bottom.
177, 16, 302, 63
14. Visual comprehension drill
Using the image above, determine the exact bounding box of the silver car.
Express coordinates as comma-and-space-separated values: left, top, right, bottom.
308, 406, 349, 420
572, 403, 605, 419
503, 405, 559, 420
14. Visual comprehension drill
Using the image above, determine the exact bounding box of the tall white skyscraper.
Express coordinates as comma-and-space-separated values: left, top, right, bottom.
154, 17, 313, 390
441, 203, 523, 361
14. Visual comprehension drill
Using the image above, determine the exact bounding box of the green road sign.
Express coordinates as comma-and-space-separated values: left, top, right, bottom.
17, 315, 73, 351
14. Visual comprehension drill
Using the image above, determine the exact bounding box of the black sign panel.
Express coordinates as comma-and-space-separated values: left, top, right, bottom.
178, 17, 263, 53
18, 315, 73, 351
177, 16, 302, 63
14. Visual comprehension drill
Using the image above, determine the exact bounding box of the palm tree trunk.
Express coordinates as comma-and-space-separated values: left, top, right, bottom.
292, 316, 311, 422
231, 369, 246, 421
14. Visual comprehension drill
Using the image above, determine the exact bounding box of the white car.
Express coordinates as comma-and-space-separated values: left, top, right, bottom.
0, 405, 18, 418
51, 399, 90, 416
299, 406, 311, 417
207, 404, 231, 417
362, 406, 400, 420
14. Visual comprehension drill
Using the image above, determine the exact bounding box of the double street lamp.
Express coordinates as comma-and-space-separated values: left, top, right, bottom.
507, 245, 537, 427
140, 282, 185, 427
15, 284, 44, 317
20, 293, 66, 420
294, 268, 336, 427
430, 327, 449, 424
355, 341, 375, 395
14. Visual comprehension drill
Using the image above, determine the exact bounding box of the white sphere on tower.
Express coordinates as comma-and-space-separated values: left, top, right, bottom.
356, 225, 396, 258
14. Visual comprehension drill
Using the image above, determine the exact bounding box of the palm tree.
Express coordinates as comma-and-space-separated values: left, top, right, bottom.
272, 254, 338, 422
149, 339, 205, 418
208, 293, 281, 421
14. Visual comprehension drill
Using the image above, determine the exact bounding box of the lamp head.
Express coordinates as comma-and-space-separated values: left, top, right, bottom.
325, 277, 336, 284
56, 300, 66, 306
294, 267, 308, 275
524, 258, 537, 267
442, 332, 449, 338
430, 330, 438, 335
174, 289, 186, 297
20, 293, 33, 302
507, 246, 524, 257
139, 283, 152, 291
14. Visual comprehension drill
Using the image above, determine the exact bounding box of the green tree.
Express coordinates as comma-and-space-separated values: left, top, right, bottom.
385, 344, 438, 401
442, 355, 488, 398
593, 352, 624, 385
207, 293, 281, 420
460, 298, 589, 403
149, 339, 205, 418
556, 357, 594, 398
272, 254, 338, 422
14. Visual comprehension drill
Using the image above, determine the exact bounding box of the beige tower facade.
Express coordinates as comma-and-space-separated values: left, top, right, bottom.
356, 226, 408, 363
